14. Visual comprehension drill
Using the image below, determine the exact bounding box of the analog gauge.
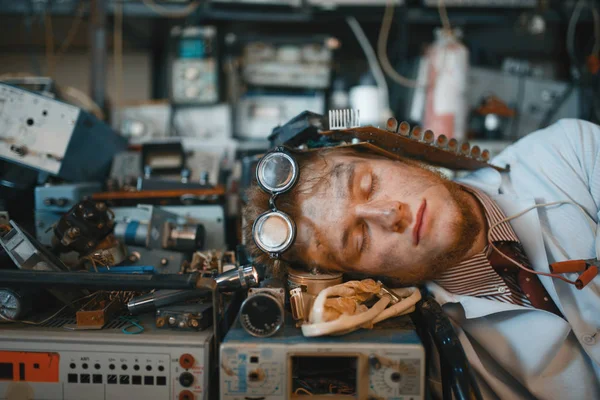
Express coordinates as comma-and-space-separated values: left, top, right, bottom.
369, 357, 421, 398
183, 67, 200, 81
0, 288, 25, 320
239, 292, 284, 338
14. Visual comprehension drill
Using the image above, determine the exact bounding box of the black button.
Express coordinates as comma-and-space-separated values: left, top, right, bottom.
80, 374, 90, 383
134, 365, 140, 371
94, 363, 101, 370
158, 366, 165, 372
122, 364, 128, 371
119, 375, 130, 384
179, 372, 194, 387
93, 374, 102, 384
68, 374, 78, 383
70, 363, 76, 369
109, 364, 115, 370
107, 375, 117, 384
144, 376, 154, 385
146, 365, 152, 372
82, 363, 88, 370
132, 375, 142, 385
156, 376, 167, 386
250, 356, 259, 364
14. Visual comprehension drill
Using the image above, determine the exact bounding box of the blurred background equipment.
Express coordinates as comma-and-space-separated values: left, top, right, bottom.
0, 83, 127, 182
467, 66, 578, 141
235, 90, 326, 140
422, 28, 469, 141
52, 199, 116, 255
112, 101, 171, 143
227, 34, 336, 139
34, 182, 102, 246
170, 25, 219, 105
110, 204, 224, 270
240, 36, 333, 89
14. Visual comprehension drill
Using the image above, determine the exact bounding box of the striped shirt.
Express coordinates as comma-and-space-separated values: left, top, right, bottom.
434, 185, 533, 308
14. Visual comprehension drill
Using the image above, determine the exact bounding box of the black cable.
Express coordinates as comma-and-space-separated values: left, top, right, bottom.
511, 75, 525, 140
23, 0, 42, 75
412, 290, 483, 400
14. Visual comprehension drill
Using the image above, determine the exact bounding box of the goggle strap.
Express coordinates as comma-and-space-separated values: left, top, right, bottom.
269, 195, 278, 211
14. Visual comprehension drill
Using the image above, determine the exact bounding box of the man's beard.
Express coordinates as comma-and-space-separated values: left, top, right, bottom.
395, 180, 483, 285
425, 181, 483, 280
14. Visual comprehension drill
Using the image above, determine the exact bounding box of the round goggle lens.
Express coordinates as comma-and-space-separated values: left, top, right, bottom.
253, 212, 294, 254
257, 152, 296, 193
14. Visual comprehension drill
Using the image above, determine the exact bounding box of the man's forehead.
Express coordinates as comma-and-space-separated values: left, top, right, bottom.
295, 156, 363, 268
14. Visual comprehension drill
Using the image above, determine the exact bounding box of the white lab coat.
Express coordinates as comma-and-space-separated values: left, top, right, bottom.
425, 119, 600, 399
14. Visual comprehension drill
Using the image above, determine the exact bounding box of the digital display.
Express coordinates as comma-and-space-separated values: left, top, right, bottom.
290, 355, 357, 398
179, 39, 205, 59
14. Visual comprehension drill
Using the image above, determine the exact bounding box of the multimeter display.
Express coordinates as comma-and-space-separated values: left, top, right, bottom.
179, 39, 205, 59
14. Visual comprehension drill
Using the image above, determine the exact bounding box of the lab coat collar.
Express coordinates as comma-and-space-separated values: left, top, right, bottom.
456, 165, 503, 196
426, 281, 531, 318
430, 165, 563, 320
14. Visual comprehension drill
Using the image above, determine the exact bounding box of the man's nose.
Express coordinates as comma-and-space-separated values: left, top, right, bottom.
355, 200, 409, 232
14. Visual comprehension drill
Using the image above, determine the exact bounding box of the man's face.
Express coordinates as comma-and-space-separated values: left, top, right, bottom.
294, 153, 479, 282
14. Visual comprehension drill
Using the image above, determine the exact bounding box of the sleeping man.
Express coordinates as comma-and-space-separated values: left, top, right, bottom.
244, 118, 600, 399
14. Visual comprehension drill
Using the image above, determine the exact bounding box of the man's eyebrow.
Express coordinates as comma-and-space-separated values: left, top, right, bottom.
333, 161, 357, 199
334, 161, 360, 255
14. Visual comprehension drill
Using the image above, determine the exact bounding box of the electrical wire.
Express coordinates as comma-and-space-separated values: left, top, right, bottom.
294, 387, 313, 396
567, 0, 600, 60
567, 0, 587, 80
58, 85, 105, 120
0, 291, 99, 326
114, 0, 124, 108
592, 6, 600, 56
0, 76, 91, 121
376, 0, 420, 88
346, 16, 392, 119
437, 0, 452, 34
487, 200, 597, 288
119, 315, 144, 334
141, 0, 201, 18
44, 11, 56, 77
22, 9, 42, 75
55, 0, 86, 63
